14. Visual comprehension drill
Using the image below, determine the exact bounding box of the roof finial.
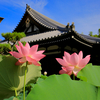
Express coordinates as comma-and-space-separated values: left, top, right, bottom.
70, 22, 75, 31
66, 22, 70, 29
26, 4, 30, 10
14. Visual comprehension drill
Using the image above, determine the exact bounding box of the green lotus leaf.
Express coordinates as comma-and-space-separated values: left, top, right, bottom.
0, 55, 41, 100
4, 96, 19, 100
97, 87, 100, 100
77, 63, 100, 87
26, 74, 97, 100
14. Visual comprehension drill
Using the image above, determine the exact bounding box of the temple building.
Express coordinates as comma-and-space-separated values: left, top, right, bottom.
6, 5, 100, 75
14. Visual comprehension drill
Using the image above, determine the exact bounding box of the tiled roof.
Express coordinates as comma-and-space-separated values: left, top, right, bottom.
80, 34, 100, 43
26, 6, 66, 30
20, 30, 100, 44
72, 31, 97, 44
1, 30, 100, 46
20, 30, 65, 43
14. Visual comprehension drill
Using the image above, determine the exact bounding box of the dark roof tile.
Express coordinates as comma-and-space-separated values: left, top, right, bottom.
26, 7, 66, 29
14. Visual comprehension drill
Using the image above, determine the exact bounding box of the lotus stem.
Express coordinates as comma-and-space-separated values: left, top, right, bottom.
15, 89, 17, 97
23, 61, 28, 100
73, 74, 75, 80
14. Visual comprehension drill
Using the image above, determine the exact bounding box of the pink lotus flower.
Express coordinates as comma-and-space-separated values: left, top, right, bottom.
9, 41, 46, 66
56, 51, 90, 76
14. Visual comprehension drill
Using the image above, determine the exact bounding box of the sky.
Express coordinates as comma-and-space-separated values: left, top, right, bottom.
0, 0, 100, 40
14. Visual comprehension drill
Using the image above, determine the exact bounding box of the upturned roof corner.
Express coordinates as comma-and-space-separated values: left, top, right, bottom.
26, 4, 30, 10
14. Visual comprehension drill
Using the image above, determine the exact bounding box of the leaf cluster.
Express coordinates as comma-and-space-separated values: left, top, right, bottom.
1, 32, 26, 43
0, 32, 26, 54
89, 29, 100, 38
0, 55, 41, 100
0, 43, 11, 54
7, 63, 100, 100
25, 64, 100, 100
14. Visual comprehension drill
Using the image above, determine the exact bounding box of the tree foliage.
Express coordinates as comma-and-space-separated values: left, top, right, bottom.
0, 32, 26, 54
1, 32, 26, 43
89, 29, 100, 38
0, 43, 11, 54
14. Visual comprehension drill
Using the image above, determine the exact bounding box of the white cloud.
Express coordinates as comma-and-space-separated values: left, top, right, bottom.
0, 0, 48, 11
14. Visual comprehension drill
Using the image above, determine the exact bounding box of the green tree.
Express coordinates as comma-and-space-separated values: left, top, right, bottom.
89, 31, 93, 36
0, 43, 11, 54
1, 32, 26, 44
0, 32, 26, 54
89, 29, 100, 38
98, 29, 100, 37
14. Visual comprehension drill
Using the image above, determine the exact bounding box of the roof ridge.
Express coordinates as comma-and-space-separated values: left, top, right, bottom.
27, 9, 56, 29
73, 31, 96, 44
26, 6, 66, 29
